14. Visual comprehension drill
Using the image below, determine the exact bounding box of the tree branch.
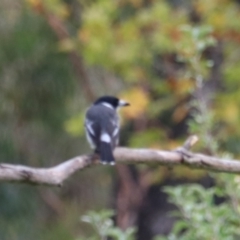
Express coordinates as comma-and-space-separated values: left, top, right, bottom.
0, 136, 240, 186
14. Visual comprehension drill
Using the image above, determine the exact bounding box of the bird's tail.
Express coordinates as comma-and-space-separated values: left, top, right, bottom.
99, 142, 115, 165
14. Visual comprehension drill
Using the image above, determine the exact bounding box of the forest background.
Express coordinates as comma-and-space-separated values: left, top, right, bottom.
1, 0, 240, 239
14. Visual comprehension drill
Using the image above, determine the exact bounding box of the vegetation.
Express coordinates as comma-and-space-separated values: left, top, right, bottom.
1, 0, 240, 239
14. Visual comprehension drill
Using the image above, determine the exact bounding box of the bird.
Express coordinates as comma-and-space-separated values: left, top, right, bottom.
85, 96, 130, 165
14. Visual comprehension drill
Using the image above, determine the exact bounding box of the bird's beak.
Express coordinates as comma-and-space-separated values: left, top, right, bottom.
119, 99, 130, 107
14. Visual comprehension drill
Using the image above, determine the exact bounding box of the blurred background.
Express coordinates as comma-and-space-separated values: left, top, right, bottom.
1, 0, 240, 239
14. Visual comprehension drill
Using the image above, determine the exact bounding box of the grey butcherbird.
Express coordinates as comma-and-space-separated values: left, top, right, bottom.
85, 96, 130, 165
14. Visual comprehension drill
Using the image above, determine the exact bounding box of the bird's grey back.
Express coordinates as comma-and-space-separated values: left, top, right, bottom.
86, 104, 119, 134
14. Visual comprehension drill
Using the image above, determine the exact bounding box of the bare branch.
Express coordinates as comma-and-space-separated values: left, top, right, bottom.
1, 138, 240, 186
0, 155, 92, 186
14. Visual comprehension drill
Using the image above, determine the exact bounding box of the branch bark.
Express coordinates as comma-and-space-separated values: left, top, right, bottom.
1, 136, 240, 186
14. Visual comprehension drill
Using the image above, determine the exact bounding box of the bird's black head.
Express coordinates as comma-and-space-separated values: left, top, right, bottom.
94, 96, 130, 109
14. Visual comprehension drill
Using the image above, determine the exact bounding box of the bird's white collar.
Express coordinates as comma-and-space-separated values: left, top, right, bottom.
102, 102, 114, 109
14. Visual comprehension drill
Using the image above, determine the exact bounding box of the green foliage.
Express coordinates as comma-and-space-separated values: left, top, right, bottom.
0, 7, 75, 131
129, 128, 166, 148
175, 24, 219, 153
65, 112, 86, 136
79, 210, 136, 240
177, 25, 216, 80
155, 183, 240, 240
153, 14, 240, 240
79, 0, 187, 81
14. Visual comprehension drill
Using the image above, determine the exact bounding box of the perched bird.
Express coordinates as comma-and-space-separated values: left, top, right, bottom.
85, 96, 130, 165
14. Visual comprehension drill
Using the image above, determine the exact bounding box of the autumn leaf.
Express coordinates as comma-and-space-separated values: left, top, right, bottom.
120, 87, 149, 119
